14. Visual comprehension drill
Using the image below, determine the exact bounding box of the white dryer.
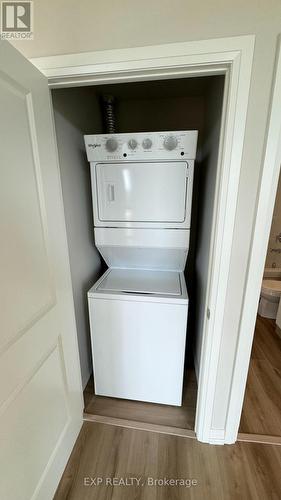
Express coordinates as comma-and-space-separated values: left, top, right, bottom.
84, 131, 198, 406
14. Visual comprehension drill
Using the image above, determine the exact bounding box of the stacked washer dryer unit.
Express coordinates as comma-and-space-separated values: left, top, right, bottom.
85, 131, 198, 406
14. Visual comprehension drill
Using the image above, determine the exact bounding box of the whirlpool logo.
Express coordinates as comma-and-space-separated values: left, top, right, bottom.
89, 143, 101, 148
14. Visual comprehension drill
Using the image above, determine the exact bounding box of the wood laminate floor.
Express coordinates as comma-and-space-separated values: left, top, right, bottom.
54, 421, 281, 499
83, 369, 197, 430
239, 315, 281, 436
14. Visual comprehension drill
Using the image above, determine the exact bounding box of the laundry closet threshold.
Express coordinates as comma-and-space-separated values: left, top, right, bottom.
83, 370, 197, 436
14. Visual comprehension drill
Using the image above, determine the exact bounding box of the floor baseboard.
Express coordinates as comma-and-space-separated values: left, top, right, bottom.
83, 413, 281, 446
237, 432, 281, 446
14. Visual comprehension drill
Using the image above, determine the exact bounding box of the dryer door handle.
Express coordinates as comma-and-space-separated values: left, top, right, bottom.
107, 184, 115, 202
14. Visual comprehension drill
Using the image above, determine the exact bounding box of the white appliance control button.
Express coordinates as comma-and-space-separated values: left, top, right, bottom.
164, 135, 178, 151
142, 138, 152, 149
105, 138, 118, 152
128, 139, 138, 150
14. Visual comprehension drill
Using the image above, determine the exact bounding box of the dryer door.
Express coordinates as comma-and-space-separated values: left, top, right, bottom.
95, 161, 188, 224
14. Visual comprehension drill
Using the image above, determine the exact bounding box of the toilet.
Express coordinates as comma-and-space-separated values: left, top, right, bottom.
258, 268, 281, 319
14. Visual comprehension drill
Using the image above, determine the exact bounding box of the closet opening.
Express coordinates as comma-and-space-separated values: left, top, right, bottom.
51, 74, 225, 433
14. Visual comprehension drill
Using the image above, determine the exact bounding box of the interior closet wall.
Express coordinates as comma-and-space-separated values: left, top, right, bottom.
93, 77, 212, 145
52, 88, 103, 388
193, 77, 225, 377
116, 97, 204, 137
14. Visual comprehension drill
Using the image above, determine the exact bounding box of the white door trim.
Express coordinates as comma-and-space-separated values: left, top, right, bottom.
31, 35, 255, 444
224, 39, 281, 444
30, 36, 252, 88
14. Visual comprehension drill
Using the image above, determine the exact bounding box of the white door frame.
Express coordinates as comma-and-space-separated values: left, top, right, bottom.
31, 35, 255, 444
225, 39, 281, 443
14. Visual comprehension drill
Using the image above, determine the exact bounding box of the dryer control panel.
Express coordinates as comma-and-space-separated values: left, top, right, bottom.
84, 130, 198, 162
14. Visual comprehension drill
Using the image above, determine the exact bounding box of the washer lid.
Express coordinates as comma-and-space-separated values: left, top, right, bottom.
97, 268, 182, 296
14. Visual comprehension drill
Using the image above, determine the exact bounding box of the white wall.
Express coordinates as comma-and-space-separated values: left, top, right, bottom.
11, 0, 281, 431
52, 88, 103, 388
10, 1, 281, 62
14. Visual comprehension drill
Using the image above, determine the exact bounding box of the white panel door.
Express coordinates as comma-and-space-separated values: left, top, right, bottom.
95, 161, 188, 222
0, 41, 83, 500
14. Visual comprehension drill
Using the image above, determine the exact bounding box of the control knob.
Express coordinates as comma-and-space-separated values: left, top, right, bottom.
164, 135, 178, 151
105, 138, 118, 152
142, 138, 152, 150
128, 139, 138, 150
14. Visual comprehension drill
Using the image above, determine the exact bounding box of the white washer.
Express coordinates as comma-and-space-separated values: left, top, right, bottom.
88, 268, 188, 406
84, 131, 198, 406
